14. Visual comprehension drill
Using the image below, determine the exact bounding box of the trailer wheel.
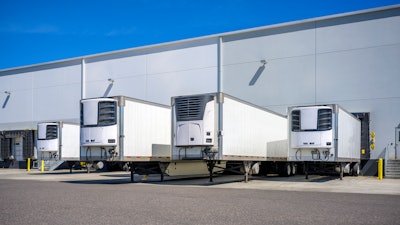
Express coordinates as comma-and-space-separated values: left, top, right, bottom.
339, 163, 344, 180
251, 162, 260, 175
352, 163, 360, 176
281, 163, 291, 177
291, 163, 297, 176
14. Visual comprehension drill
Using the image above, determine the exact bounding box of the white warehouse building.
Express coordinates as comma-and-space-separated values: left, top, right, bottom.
0, 5, 399, 171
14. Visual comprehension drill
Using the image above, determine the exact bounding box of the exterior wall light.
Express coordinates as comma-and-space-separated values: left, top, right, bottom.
108, 78, 114, 83
260, 59, 267, 65
4, 91, 11, 95
249, 60, 268, 86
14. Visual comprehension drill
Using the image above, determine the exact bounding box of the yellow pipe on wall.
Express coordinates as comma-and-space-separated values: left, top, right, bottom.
378, 158, 383, 180
41, 160, 45, 172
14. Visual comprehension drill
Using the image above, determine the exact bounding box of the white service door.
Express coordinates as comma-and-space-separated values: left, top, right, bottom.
12, 137, 24, 161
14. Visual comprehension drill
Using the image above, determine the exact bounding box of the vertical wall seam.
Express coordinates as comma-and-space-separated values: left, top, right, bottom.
218, 36, 223, 93
31, 74, 34, 124
314, 21, 317, 105
145, 55, 148, 100
81, 58, 86, 99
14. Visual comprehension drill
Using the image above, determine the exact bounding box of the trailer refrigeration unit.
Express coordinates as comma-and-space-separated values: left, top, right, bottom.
288, 104, 361, 179
37, 122, 80, 172
172, 92, 288, 182
80, 96, 176, 180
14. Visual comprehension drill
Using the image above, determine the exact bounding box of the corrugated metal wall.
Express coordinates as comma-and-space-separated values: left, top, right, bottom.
0, 7, 399, 159
221, 7, 400, 159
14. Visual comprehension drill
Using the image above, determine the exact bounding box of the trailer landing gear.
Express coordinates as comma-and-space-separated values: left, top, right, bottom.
67, 161, 75, 173
204, 147, 217, 182
243, 161, 255, 183
159, 162, 169, 182
206, 160, 216, 182
130, 162, 134, 182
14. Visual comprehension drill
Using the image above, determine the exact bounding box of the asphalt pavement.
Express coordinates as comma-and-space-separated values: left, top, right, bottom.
1, 168, 399, 195
0, 169, 399, 225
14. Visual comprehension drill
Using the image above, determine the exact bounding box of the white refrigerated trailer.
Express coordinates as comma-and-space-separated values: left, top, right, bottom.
288, 104, 361, 179
80, 96, 212, 181
80, 96, 171, 179
37, 122, 80, 171
172, 92, 288, 182
80, 96, 219, 181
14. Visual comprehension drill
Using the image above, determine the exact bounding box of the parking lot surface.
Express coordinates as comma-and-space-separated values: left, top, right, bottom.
1, 169, 400, 225
1, 168, 399, 195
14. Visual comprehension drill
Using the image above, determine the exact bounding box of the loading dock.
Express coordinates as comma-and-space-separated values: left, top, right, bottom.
0, 130, 35, 168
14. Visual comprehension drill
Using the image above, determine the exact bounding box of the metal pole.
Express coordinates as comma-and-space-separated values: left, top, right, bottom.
378, 158, 383, 180
27, 158, 30, 172
118, 96, 125, 161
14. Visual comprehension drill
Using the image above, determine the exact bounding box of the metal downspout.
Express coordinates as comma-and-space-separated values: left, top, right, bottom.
217, 37, 223, 160
334, 105, 339, 161
118, 96, 125, 161
58, 122, 63, 160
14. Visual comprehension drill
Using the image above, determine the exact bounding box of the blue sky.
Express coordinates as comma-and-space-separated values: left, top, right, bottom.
0, 0, 399, 70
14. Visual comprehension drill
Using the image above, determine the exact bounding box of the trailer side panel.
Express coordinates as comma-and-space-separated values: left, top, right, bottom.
222, 96, 287, 160
337, 107, 361, 161
123, 99, 171, 159
60, 123, 80, 160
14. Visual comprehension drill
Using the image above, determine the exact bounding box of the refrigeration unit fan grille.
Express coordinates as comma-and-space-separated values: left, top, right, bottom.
291, 110, 300, 131
317, 109, 332, 131
46, 125, 58, 140
291, 108, 332, 132
175, 95, 214, 121
98, 101, 117, 126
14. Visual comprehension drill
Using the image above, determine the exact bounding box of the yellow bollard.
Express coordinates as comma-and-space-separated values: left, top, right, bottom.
378, 158, 383, 180
41, 160, 45, 172
27, 158, 31, 172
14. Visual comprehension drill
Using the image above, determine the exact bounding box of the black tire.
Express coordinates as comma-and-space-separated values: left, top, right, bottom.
339, 163, 344, 180
291, 163, 297, 176
280, 163, 291, 177
352, 163, 360, 176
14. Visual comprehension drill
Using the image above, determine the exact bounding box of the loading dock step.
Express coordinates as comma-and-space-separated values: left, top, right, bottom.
385, 160, 400, 178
